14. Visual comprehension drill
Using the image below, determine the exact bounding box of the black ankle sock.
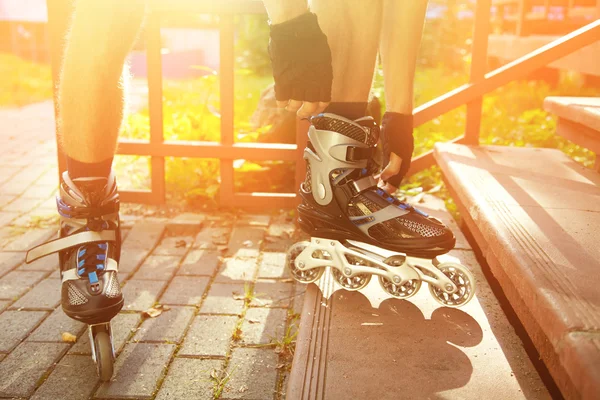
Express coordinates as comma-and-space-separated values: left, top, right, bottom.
67, 156, 113, 179
324, 102, 368, 120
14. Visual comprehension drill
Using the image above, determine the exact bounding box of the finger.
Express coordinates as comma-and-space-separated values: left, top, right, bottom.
297, 102, 319, 118
276, 100, 289, 109
316, 101, 330, 114
379, 153, 402, 181
383, 182, 398, 194
286, 100, 303, 112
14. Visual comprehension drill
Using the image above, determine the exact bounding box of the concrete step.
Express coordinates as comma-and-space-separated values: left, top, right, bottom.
435, 143, 600, 399
287, 195, 550, 400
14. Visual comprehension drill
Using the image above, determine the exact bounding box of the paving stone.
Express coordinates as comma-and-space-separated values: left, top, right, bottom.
251, 280, 293, 308
153, 236, 194, 256
194, 226, 231, 250
2, 196, 41, 213
0, 211, 19, 226
0, 251, 25, 276
263, 236, 295, 252
226, 226, 265, 258
258, 252, 288, 279
19, 184, 57, 200
133, 255, 181, 281
155, 358, 222, 400
123, 222, 165, 249
200, 283, 245, 315
11, 278, 60, 310
0, 310, 48, 351
214, 257, 257, 283
159, 276, 209, 306
266, 223, 295, 239
165, 212, 206, 235
235, 214, 271, 227
178, 249, 220, 276
1, 228, 55, 251
30, 354, 97, 400
242, 307, 287, 345
0, 300, 10, 312
95, 342, 176, 399
0, 194, 17, 208
121, 280, 167, 311
134, 306, 195, 343
0, 341, 69, 398
17, 252, 58, 271
118, 247, 151, 274
0, 270, 46, 300
179, 315, 238, 357
69, 312, 140, 355
28, 307, 86, 342
222, 347, 279, 400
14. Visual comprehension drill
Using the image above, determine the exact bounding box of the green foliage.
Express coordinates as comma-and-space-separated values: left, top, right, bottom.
235, 15, 271, 76
0, 53, 53, 107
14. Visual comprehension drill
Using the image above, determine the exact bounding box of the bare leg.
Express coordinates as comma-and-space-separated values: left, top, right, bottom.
59, 0, 145, 166
379, 0, 428, 114
310, 0, 382, 116
378, 0, 428, 190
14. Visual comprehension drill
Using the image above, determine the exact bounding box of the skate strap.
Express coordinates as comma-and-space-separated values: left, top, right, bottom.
346, 146, 373, 161
350, 204, 409, 232
62, 258, 118, 283
25, 230, 117, 264
351, 175, 378, 194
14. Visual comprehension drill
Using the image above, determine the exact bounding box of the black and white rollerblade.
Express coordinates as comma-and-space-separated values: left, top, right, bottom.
26, 172, 123, 380
286, 113, 476, 307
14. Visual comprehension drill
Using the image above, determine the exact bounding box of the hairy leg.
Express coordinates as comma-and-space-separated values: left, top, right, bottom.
379, 0, 428, 114
310, 0, 382, 118
59, 0, 145, 166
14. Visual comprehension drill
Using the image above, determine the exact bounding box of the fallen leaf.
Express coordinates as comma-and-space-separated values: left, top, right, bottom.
242, 240, 253, 247
61, 332, 77, 343
142, 305, 170, 318
175, 240, 187, 248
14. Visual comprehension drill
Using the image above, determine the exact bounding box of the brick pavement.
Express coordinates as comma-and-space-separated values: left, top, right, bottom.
0, 103, 305, 399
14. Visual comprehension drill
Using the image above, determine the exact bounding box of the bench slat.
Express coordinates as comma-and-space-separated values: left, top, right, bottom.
435, 143, 600, 399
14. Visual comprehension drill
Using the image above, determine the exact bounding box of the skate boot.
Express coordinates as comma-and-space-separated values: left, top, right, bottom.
286, 113, 476, 307
26, 171, 122, 380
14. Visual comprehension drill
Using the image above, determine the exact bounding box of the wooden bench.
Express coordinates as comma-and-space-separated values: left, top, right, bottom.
434, 143, 600, 399
544, 96, 600, 171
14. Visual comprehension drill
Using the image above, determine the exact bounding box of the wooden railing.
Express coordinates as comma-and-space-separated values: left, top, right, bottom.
46, 0, 600, 209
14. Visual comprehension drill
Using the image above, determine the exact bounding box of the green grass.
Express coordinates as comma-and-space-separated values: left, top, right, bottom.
0, 53, 53, 107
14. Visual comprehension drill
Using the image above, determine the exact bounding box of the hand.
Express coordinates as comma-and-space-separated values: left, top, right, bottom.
269, 12, 333, 118
376, 152, 402, 193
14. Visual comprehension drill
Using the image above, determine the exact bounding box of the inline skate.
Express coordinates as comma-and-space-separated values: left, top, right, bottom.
286, 113, 475, 307
26, 172, 123, 380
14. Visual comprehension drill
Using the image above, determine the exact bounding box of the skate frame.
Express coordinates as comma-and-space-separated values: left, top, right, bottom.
295, 237, 460, 294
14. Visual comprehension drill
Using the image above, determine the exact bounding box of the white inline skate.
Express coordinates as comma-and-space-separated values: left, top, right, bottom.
286, 114, 475, 307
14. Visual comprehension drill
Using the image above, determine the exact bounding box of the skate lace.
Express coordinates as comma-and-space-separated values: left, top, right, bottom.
75, 221, 110, 285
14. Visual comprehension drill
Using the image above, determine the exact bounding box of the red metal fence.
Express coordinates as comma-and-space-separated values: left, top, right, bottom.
46, 0, 600, 209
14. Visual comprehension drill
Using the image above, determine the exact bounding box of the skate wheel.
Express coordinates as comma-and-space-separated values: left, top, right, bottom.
94, 331, 114, 381
429, 263, 476, 307
331, 268, 371, 291
378, 276, 421, 299
286, 242, 325, 284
